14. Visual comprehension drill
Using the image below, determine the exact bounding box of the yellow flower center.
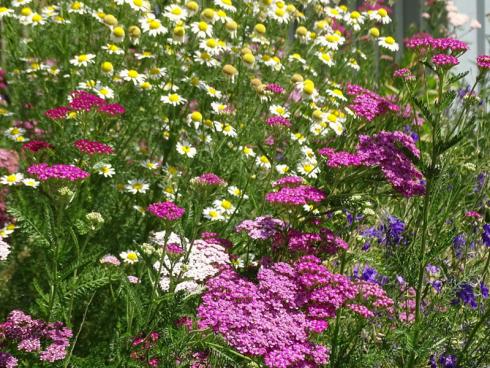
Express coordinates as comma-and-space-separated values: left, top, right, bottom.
385, 36, 395, 45
71, 2, 81, 10
221, 200, 232, 209
20, 7, 32, 16
351, 11, 361, 19
169, 94, 180, 102
134, 0, 143, 6
206, 39, 217, 48
127, 252, 138, 261
171, 7, 182, 15
128, 70, 139, 78
78, 54, 88, 62
149, 20, 161, 29
377, 8, 387, 17
6, 175, 18, 183
32, 14, 42, 22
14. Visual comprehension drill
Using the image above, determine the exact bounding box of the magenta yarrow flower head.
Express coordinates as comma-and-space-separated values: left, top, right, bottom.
265, 83, 285, 94
44, 106, 70, 120
74, 139, 113, 155
236, 216, 287, 240
99, 103, 126, 116
320, 131, 425, 197
346, 83, 400, 121
69, 90, 106, 111
432, 54, 459, 68
393, 68, 415, 80
27, 163, 90, 181
22, 140, 53, 153
404, 35, 468, 55
166, 243, 184, 255
272, 175, 305, 187
191, 172, 227, 186
0, 310, 72, 364
198, 256, 393, 367
266, 185, 326, 206
266, 115, 292, 127
477, 55, 490, 69
147, 201, 185, 221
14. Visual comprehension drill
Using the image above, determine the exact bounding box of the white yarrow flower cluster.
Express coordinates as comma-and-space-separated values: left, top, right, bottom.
0, 239, 11, 261
151, 232, 229, 293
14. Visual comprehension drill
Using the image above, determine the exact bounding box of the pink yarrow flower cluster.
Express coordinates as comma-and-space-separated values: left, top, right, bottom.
198, 256, 393, 367
191, 172, 227, 186
147, 201, 185, 221
45, 91, 125, 119
266, 116, 292, 128
27, 163, 90, 181
74, 139, 113, 155
346, 83, 400, 121
319, 131, 425, 197
404, 35, 468, 54
432, 54, 459, 67
266, 185, 326, 206
0, 310, 72, 365
236, 215, 287, 240
22, 140, 53, 153
265, 83, 285, 94
477, 55, 490, 69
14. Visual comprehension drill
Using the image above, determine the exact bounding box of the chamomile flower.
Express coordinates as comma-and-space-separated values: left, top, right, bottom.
141, 160, 160, 170
95, 86, 114, 99
135, 51, 154, 60
194, 50, 219, 67
120, 250, 140, 264
221, 123, 237, 137
0, 7, 14, 18
68, 1, 89, 14
291, 132, 306, 144
128, 0, 150, 12
148, 67, 166, 79
288, 53, 306, 64
200, 38, 224, 56
161, 93, 186, 106
326, 88, 347, 101
269, 104, 290, 118
164, 4, 187, 22
345, 11, 364, 30
4, 127, 26, 139
215, 0, 236, 12
228, 186, 248, 199
269, 5, 290, 24
239, 146, 256, 157
203, 207, 225, 221
316, 51, 335, 66
275, 164, 290, 175
94, 162, 115, 177
140, 14, 167, 36
201, 84, 222, 99
370, 8, 391, 24
213, 199, 235, 215
125, 179, 150, 194
120, 69, 146, 85
297, 159, 320, 178
22, 178, 40, 188
378, 36, 399, 52
12, 0, 31, 8
176, 142, 197, 158
211, 102, 228, 115
347, 58, 360, 71
317, 33, 345, 50
329, 121, 345, 135
102, 43, 124, 55
70, 53, 96, 67
325, 6, 344, 20
256, 155, 271, 169
1, 173, 24, 186
191, 21, 213, 38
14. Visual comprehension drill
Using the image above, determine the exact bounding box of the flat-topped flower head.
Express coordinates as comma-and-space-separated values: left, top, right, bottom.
27, 163, 89, 181
266, 185, 326, 206
477, 55, 490, 70
432, 54, 459, 68
191, 172, 227, 186
74, 139, 113, 155
147, 201, 185, 221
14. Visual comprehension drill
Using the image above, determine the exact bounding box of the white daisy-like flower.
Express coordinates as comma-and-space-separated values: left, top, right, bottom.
68, 1, 89, 14
176, 142, 197, 158
141, 160, 160, 170
95, 86, 114, 99
140, 14, 167, 36
12, 0, 31, 8
325, 6, 344, 20
4, 127, 26, 139
199, 38, 224, 56
120, 250, 140, 264
93, 162, 115, 177
102, 43, 124, 55
22, 178, 40, 188
128, 0, 150, 12
194, 50, 220, 67
316, 33, 345, 50
288, 53, 306, 64
316, 51, 335, 66
329, 121, 345, 136
378, 36, 399, 52
269, 5, 290, 23
239, 146, 256, 158
210, 102, 229, 115
227, 186, 248, 199
191, 21, 213, 38
214, 0, 236, 12
69, 53, 96, 67
0, 7, 15, 18
345, 11, 364, 30
256, 155, 271, 169
120, 69, 146, 85
269, 104, 290, 118
326, 88, 347, 101
275, 164, 290, 175
161, 93, 186, 106
370, 8, 391, 24
297, 159, 320, 178
203, 207, 225, 221
163, 4, 187, 22
1, 173, 24, 186
213, 199, 235, 215
291, 132, 306, 144
125, 179, 150, 194
347, 58, 360, 71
